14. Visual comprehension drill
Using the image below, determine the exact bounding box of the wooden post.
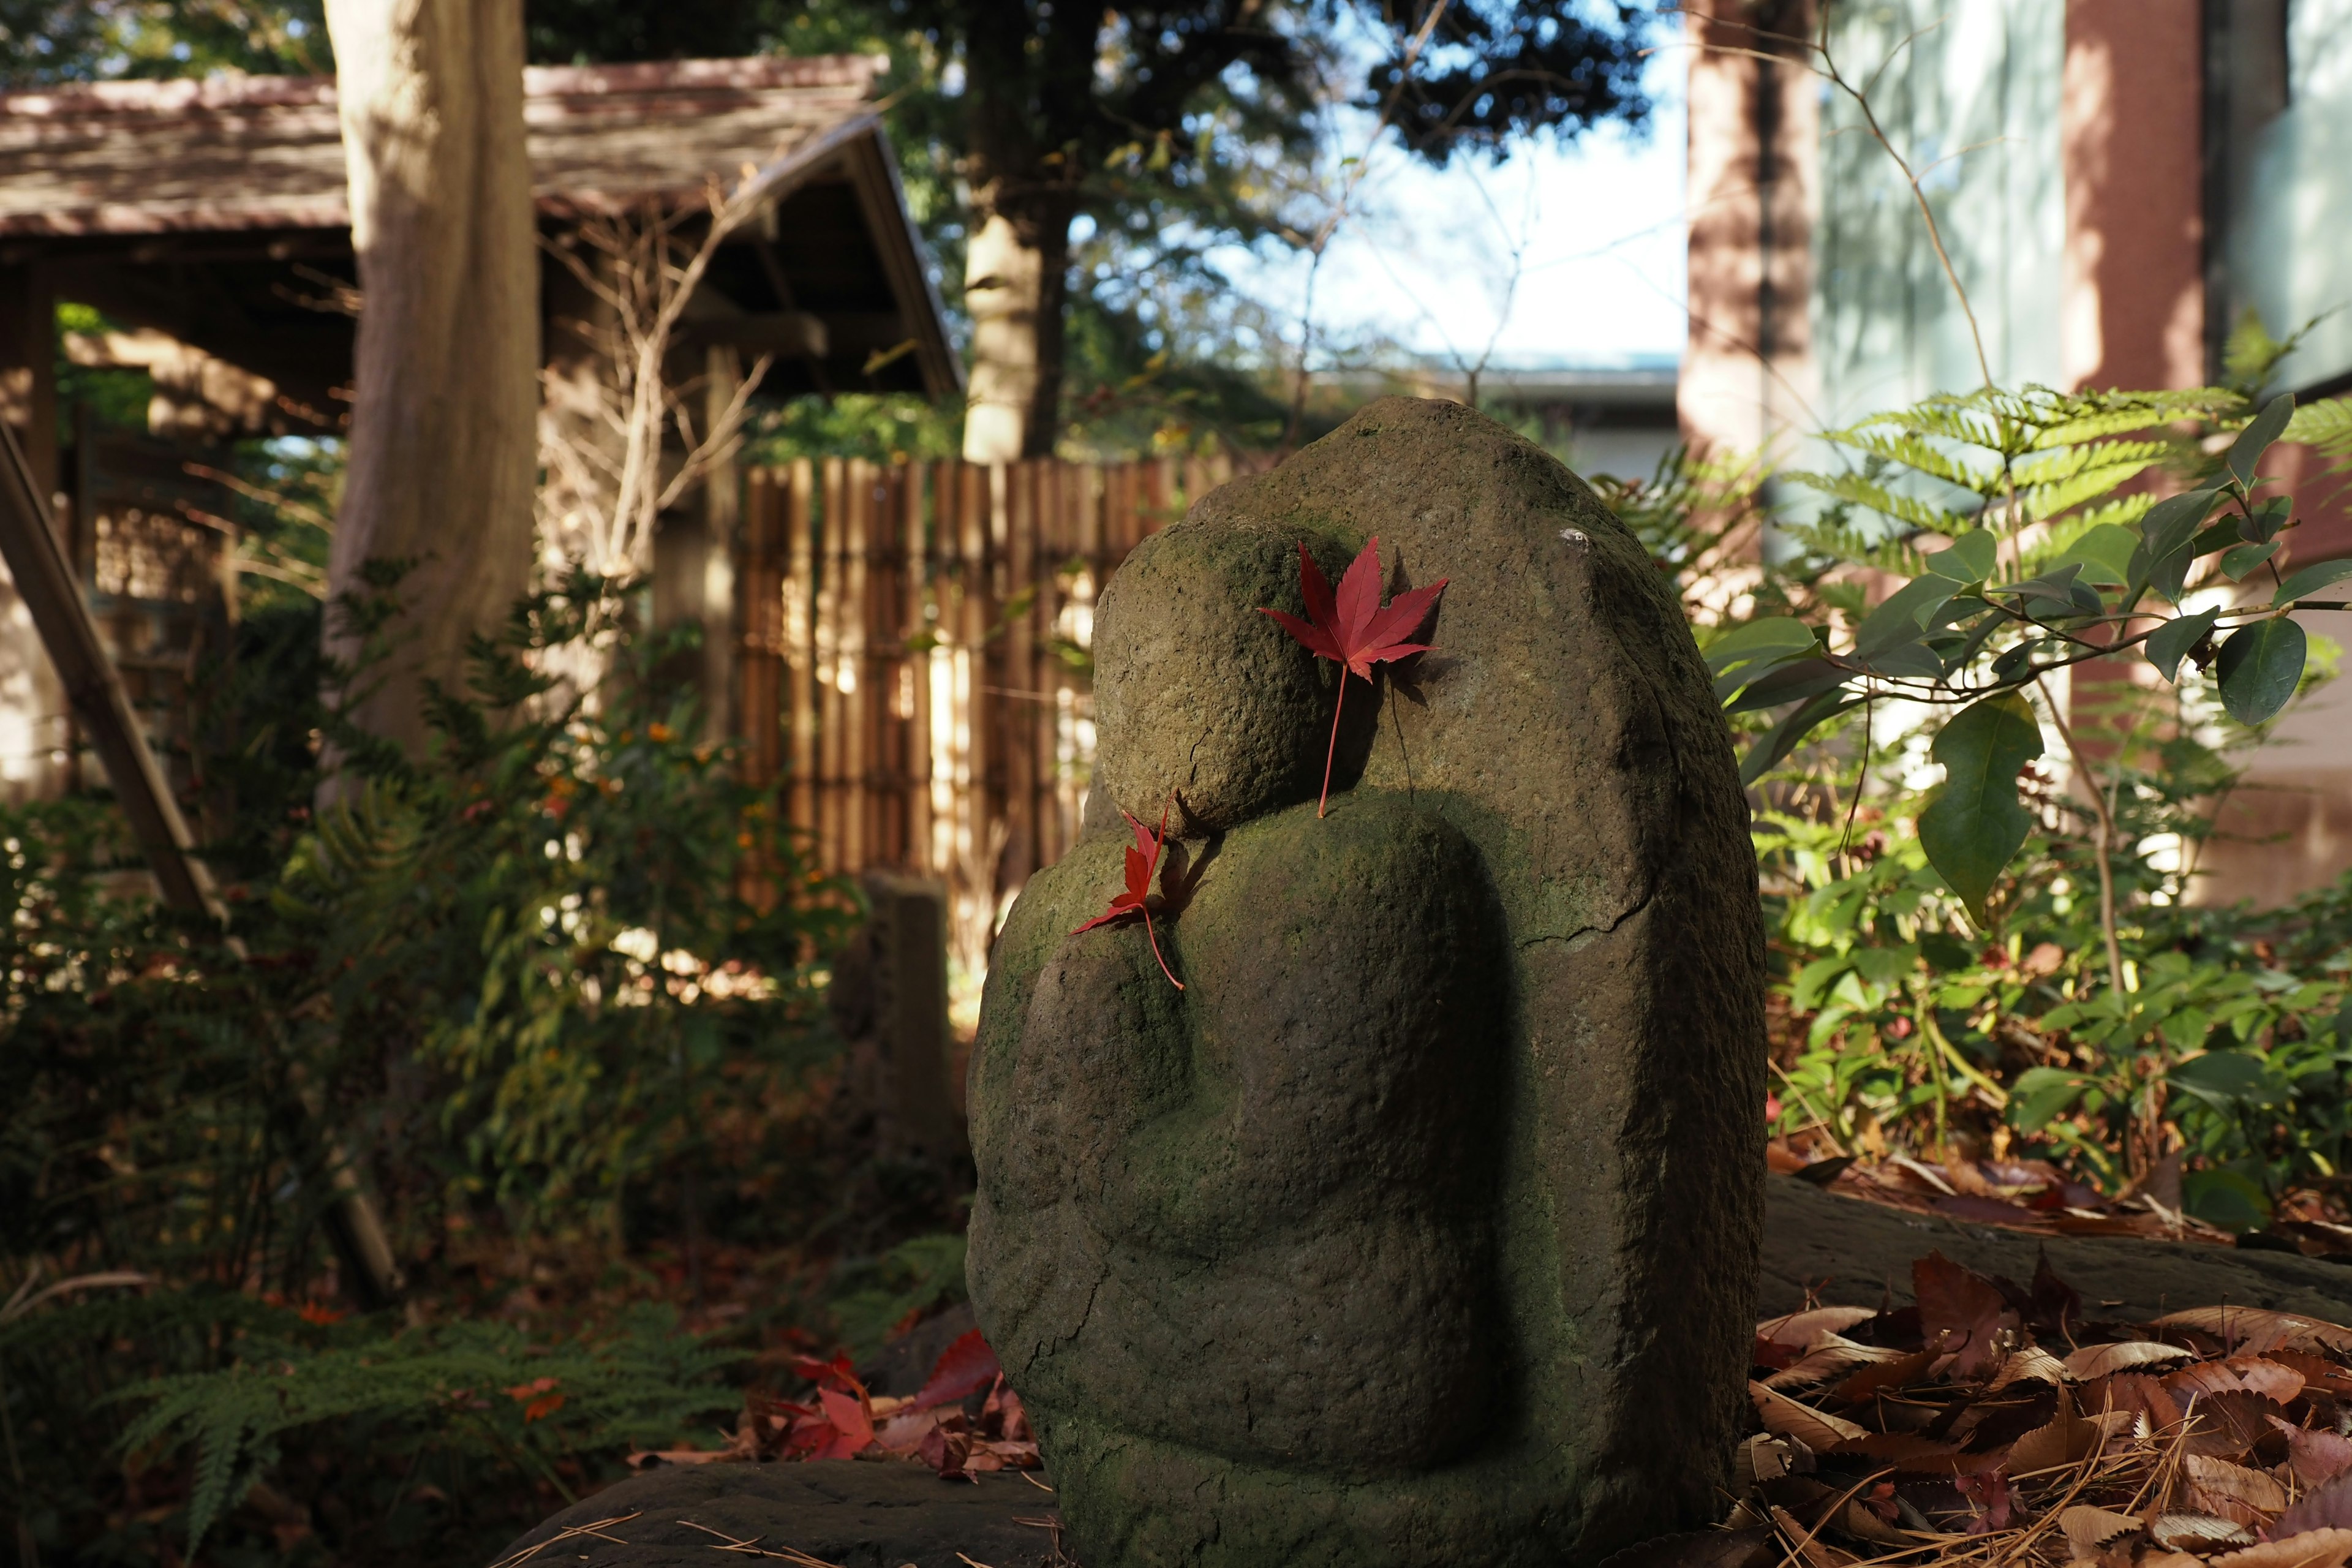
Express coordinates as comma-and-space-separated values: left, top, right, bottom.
738, 469, 783, 785
856, 870, 961, 1158
964, 461, 992, 907
0, 419, 407, 1310
842, 459, 871, 872
904, 462, 932, 873
700, 345, 742, 744
816, 457, 846, 873
786, 459, 817, 849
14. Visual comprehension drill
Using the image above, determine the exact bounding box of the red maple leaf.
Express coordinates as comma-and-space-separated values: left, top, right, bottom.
914, 1328, 1003, 1411
1071, 796, 1183, 989
1259, 537, 1447, 817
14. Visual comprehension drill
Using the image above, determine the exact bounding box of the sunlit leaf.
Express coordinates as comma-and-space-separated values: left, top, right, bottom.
2145, 608, 2221, 682
2274, 558, 2352, 609
1712, 616, 1815, 677
1854, 576, 1960, 659
2228, 392, 2296, 488
1917, 693, 2044, 917
2054, 523, 2138, 586
2222, 541, 2280, 581
2216, 617, 2307, 725
1741, 690, 1865, 785
1924, 529, 1999, 584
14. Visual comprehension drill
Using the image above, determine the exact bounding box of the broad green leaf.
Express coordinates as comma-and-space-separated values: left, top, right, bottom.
2182, 1168, 2271, 1231
2148, 538, 2196, 605
2221, 541, 2280, 580
2053, 523, 2138, 586
2170, 1049, 2283, 1107
2272, 556, 2352, 608
2228, 391, 2295, 488
1854, 575, 1961, 658
1917, 692, 2044, 917
1993, 563, 2085, 606
1703, 616, 1819, 675
1728, 656, 1849, 714
2216, 616, 2307, 725
1741, 691, 1864, 785
2189, 519, 2241, 557
1925, 529, 1999, 584
2241, 496, 2294, 543
1868, 641, 1945, 679
2009, 1066, 2090, 1133
2144, 607, 2220, 682
1790, 956, 1852, 1012
2140, 489, 2222, 561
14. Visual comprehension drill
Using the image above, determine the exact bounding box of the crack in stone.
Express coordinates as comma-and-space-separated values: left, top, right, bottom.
1515, 884, 1656, 951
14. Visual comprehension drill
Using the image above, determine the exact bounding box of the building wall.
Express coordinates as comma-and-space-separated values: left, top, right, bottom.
2214, 0, 2352, 396
1692, 0, 2352, 908
1680, 0, 1819, 464
1812, 0, 2065, 422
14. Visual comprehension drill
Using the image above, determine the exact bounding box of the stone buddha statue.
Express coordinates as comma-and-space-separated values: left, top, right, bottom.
967, 399, 1765, 1567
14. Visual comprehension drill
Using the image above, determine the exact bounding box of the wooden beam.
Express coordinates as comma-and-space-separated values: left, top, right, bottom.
0, 417, 409, 1311
0, 420, 217, 913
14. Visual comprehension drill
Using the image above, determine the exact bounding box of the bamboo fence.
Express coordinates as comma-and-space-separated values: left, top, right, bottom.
737, 454, 1245, 970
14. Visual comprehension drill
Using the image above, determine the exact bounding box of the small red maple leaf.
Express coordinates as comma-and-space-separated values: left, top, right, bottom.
1071, 796, 1183, 989
1259, 537, 1447, 817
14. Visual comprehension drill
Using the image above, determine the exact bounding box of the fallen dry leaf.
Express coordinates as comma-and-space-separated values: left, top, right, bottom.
2280, 1473, 2352, 1539
1758, 1306, 1882, 1349
2150, 1513, 2256, 1551
1916, 1251, 2020, 1379
2272, 1418, 2352, 1488
2211, 1530, 2352, 1568
2168, 1355, 2308, 1404
1991, 1345, 2071, 1390
2185, 1453, 2288, 1526
1751, 1381, 1868, 1447
2010, 1390, 2096, 1475
2065, 1340, 2194, 1379
2154, 1308, 2352, 1359
2060, 1505, 2143, 1559
1763, 1334, 1907, 1391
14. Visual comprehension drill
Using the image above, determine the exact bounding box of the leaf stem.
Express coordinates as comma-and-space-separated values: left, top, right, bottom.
1318, 675, 1347, 818
1140, 908, 1183, 991
1142, 800, 1182, 989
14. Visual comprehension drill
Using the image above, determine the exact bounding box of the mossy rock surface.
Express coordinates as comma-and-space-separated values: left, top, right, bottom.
968, 398, 1768, 1567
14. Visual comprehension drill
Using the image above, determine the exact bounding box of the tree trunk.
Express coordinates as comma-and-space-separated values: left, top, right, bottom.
960, 188, 1076, 462
323, 0, 537, 753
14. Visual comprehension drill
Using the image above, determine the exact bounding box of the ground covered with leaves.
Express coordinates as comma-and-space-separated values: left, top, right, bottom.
1713, 1246, 2352, 1568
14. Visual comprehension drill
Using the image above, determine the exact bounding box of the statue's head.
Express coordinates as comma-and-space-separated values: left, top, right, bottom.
1088, 519, 1374, 835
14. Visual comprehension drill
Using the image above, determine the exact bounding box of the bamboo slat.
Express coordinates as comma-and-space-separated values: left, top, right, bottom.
786, 457, 816, 843
736, 452, 1250, 963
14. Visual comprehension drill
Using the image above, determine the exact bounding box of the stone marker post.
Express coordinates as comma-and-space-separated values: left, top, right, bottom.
967, 398, 1766, 1567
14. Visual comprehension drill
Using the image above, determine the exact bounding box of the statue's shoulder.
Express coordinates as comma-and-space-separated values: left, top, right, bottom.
1197, 791, 1490, 925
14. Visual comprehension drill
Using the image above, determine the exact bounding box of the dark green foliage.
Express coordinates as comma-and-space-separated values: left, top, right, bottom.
526, 1, 782, 64
1376, 1, 1653, 162
115, 1306, 741, 1550
1, 568, 857, 1559
0, 2, 330, 85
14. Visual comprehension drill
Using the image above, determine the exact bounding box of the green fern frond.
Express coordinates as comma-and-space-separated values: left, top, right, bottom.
1820, 428, 2000, 492
2288, 397, 2352, 461
1785, 470, 1981, 537
2019, 458, 2163, 522
1775, 518, 1929, 577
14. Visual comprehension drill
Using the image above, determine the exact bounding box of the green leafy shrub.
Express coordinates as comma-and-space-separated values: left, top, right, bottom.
1, 568, 859, 1559
1618, 317, 2352, 1229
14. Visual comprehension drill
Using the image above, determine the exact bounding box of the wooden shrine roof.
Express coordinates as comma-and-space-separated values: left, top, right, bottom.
0, 55, 887, 236
0, 56, 960, 404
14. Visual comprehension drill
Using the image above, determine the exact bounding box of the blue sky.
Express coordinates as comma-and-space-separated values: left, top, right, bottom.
1221, 44, 1691, 373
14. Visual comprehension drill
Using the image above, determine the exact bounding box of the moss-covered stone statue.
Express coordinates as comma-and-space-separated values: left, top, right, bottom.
965, 399, 1765, 1567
